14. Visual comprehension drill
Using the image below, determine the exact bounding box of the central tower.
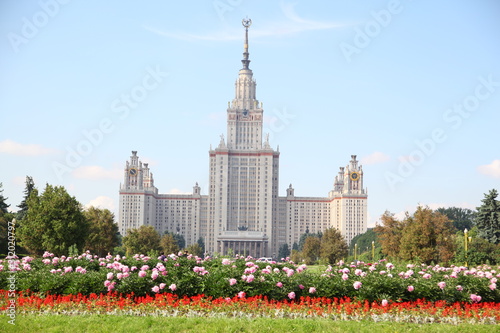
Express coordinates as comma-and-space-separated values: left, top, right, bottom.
207, 19, 280, 257
227, 18, 264, 150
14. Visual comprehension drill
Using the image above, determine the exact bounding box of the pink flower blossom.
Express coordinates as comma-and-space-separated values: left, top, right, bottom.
489, 283, 497, 291
407, 285, 414, 292
470, 294, 482, 303
107, 272, 114, 280
309, 287, 316, 294
151, 285, 160, 293
104, 280, 111, 287
438, 281, 446, 290
299, 284, 304, 290
222, 259, 231, 265
342, 273, 349, 281
237, 291, 246, 298
169, 284, 177, 291
138, 270, 147, 278
288, 292, 296, 300
229, 278, 237, 286
246, 274, 255, 283
276, 282, 283, 288
381, 299, 388, 307
353, 281, 362, 290
422, 273, 432, 279
151, 270, 159, 280
456, 285, 463, 291
116, 273, 123, 279
159, 283, 166, 289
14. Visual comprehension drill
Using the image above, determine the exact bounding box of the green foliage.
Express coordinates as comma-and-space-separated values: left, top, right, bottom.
319, 228, 348, 264
0, 212, 15, 255
17, 185, 89, 256
375, 207, 456, 264
0, 182, 10, 214
16, 176, 35, 221
84, 207, 119, 257
123, 225, 161, 256
349, 228, 380, 251
277, 243, 290, 260
197, 237, 205, 255
298, 231, 322, 251
185, 243, 203, 256
475, 189, 500, 244
435, 206, 476, 231
160, 233, 179, 255
301, 237, 320, 264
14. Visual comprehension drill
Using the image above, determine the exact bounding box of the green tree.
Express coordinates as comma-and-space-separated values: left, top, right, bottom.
399, 206, 456, 264
197, 237, 205, 255
185, 243, 203, 256
17, 185, 88, 256
160, 232, 179, 255
435, 207, 475, 231
0, 182, 10, 214
349, 228, 380, 254
374, 211, 406, 259
123, 225, 161, 256
298, 231, 322, 251
16, 176, 35, 221
83, 207, 119, 257
173, 233, 186, 249
277, 243, 290, 260
475, 189, 500, 244
301, 236, 321, 264
319, 228, 348, 264
0, 212, 15, 255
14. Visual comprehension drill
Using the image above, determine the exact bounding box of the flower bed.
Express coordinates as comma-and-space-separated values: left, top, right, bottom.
1, 252, 498, 303
1, 290, 499, 324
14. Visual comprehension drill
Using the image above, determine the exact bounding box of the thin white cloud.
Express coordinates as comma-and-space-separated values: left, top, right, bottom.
477, 159, 500, 179
144, 1, 347, 42
0, 139, 57, 156
85, 196, 115, 211
72, 166, 122, 180
167, 188, 191, 194
361, 152, 390, 165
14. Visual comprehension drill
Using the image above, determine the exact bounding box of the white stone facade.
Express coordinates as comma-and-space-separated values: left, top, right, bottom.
118, 20, 367, 258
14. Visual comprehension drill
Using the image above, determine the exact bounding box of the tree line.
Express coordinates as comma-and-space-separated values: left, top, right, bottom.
279, 189, 500, 266
1, 178, 498, 264
0, 177, 205, 257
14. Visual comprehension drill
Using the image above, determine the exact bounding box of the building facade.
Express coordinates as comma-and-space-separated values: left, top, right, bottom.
118, 19, 367, 258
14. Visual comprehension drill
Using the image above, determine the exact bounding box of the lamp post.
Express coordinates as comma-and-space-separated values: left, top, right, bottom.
371, 241, 375, 261
464, 228, 468, 267
354, 243, 358, 261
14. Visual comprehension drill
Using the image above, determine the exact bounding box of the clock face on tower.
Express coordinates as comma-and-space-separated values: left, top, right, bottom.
350, 172, 359, 181
129, 168, 138, 176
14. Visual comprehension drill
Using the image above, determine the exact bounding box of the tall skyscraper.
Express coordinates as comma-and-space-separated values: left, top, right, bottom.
118, 19, 367, 258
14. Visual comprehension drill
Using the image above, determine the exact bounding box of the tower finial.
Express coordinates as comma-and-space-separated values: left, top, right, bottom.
241, 17, 252, 69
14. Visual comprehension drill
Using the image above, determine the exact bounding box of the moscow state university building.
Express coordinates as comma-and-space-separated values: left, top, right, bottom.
118, 20, 367, 258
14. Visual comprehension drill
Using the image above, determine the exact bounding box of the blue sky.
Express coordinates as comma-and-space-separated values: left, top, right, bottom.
1, 0, 499, 227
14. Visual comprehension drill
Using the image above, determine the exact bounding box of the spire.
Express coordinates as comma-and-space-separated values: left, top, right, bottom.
241, 17, 252, 69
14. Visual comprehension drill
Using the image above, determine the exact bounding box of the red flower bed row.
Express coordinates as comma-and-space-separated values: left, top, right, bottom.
2, 289, 499, 324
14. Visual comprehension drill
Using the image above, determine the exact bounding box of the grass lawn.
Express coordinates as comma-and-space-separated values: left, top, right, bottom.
0, 315, 496, 333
